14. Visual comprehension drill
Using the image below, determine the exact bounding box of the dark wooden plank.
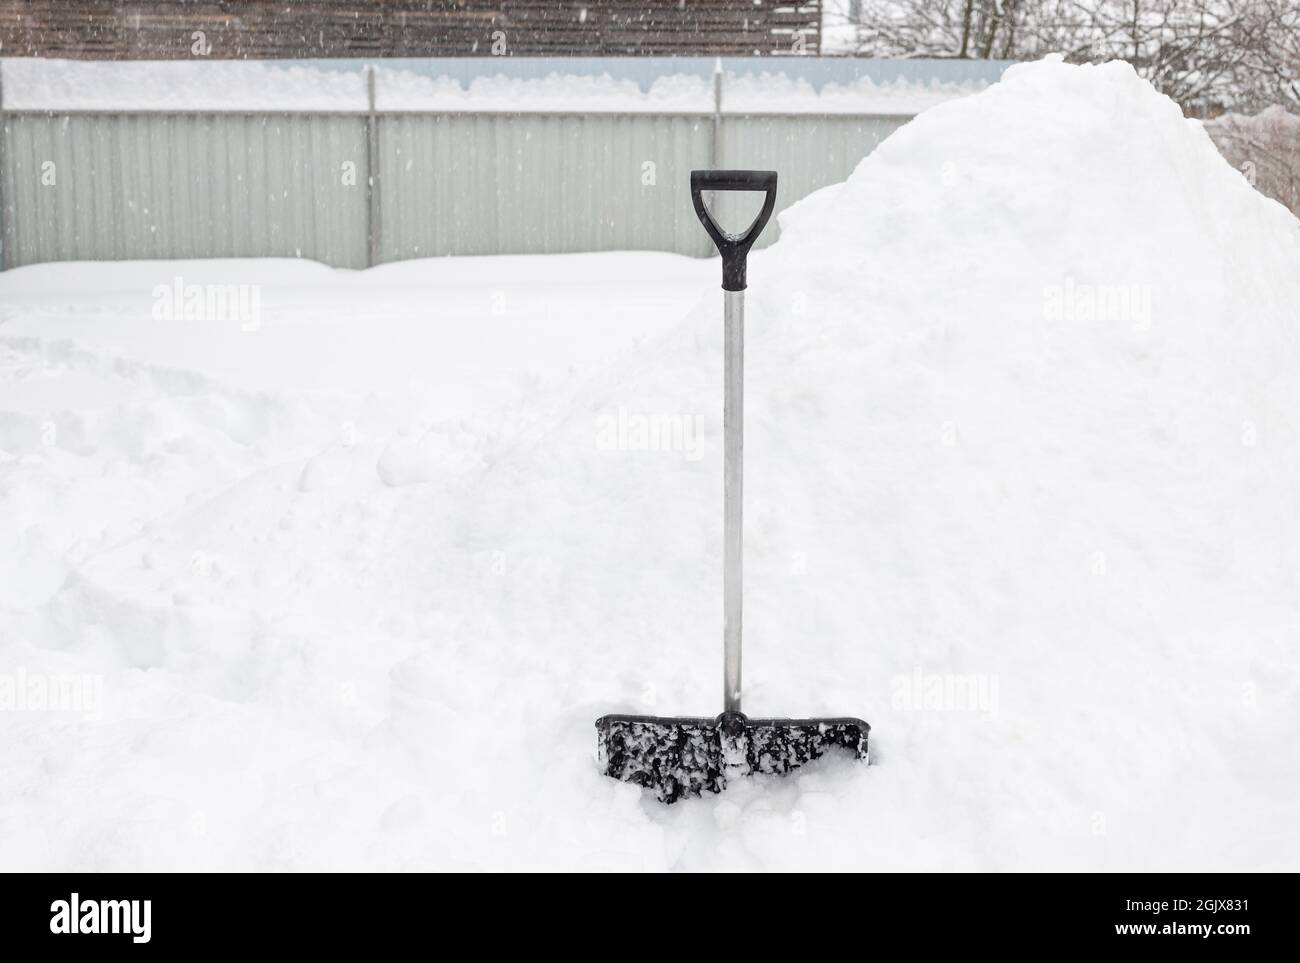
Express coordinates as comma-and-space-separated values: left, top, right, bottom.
0, 0, 820, 58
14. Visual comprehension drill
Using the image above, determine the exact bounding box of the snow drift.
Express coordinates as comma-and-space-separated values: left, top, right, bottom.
432, 56, 1300, 869
2, 58, 1298, 871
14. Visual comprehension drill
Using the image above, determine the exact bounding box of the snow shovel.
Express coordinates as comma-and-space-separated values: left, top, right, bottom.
595, 170, 869, 804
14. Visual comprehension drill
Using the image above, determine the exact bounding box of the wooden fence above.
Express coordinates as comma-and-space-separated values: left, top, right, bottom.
0, 1, 822, 58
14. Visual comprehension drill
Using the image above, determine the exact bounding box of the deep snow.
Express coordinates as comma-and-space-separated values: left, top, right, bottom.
2, 58, 1299, 871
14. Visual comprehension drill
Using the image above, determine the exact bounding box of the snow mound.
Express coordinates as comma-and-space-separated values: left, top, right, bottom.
776, 56, 1300, 346
422, 57, 1300, 868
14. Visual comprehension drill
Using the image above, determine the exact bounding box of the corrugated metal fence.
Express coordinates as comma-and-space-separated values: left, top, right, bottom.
0, 58, 1011, 270
2, 112, 371, 267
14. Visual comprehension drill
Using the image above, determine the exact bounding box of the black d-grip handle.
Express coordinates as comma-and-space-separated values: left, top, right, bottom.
690, 170, 778, 291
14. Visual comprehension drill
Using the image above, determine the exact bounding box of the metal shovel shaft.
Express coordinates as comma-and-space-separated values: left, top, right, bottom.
723, 288, 744, 713
688, 169, 778, 717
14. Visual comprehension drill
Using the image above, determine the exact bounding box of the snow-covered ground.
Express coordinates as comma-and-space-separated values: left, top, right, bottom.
2, 58, 1299, 871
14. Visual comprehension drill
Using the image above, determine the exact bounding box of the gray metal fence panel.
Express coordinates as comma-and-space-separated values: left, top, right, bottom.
1, 112, 370, 269
377, 112, 714, 260
0, 109, 912, 268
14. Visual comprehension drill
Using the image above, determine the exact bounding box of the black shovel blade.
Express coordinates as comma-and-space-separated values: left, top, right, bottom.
595, 711, 869, 804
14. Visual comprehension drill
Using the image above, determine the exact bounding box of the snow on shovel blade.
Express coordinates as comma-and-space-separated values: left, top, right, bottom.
595, 711, 869, 804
